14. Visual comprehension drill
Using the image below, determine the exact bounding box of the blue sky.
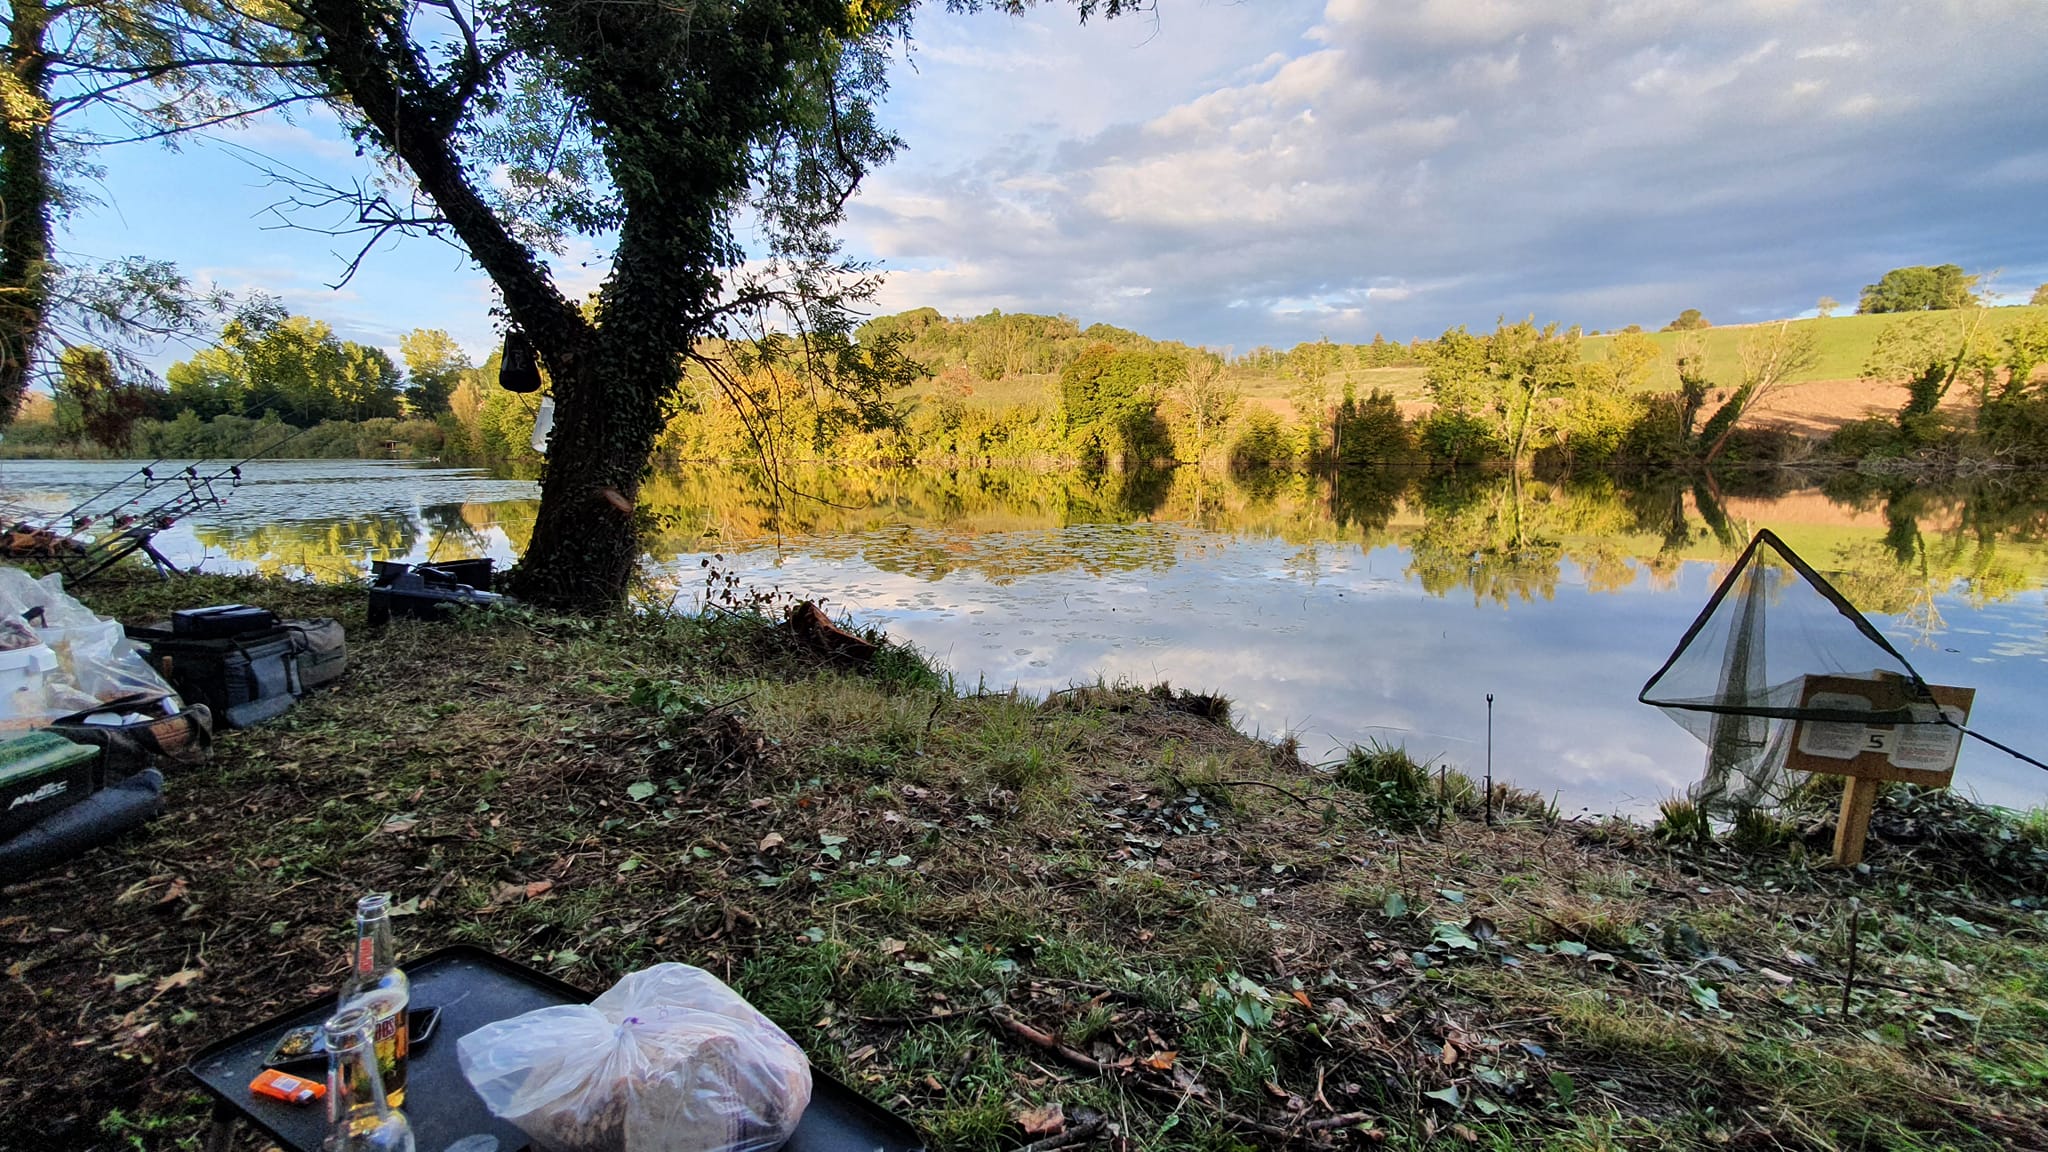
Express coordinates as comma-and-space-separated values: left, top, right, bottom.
59, 0, 2048, 366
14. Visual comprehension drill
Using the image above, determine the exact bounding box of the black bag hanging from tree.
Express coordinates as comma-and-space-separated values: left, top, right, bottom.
1639, 529, 2045, 818
499, 330, 543, 394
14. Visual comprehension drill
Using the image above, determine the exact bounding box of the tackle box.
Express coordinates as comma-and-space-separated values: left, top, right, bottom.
171, 605, 279, 640
138, 627, 300, 730
368, 560, 507, 625
0, 730, 99, 839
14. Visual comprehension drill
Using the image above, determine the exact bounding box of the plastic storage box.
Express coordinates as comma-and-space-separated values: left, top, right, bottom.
0, 730, 99, 839
0, 645, 58, 729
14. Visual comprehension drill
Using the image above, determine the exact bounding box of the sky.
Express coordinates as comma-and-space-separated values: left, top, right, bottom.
58, 0, 2048, 366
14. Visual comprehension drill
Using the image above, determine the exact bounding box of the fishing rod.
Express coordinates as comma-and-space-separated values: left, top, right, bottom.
105, 422, 315, 532
50, 458, 168, 526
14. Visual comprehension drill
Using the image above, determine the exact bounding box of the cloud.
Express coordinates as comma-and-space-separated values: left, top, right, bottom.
849, 0, 2048, 346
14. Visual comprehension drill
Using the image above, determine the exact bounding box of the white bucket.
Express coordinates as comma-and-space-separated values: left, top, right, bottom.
0, 645, 58, 728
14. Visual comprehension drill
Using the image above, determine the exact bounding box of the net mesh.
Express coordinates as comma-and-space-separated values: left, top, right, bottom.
1639, 530, 1944, 816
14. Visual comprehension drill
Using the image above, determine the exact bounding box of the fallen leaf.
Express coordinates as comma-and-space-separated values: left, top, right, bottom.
1291, 989, 1314, 1009
155, 877, 190, 906
380, 817, 418, 835
155, 967, 203, 994
1016, 1102, 1064, 1136
1760, 968, 1795, 986
759, 832, 785, 852
1452, 1123, 1479, 1143
493, 879, 555, 905
1143, 1050, 1178, 1071
1441, 1042, 1459, 1066
111, 972, 147, 992
878, 938, 907, 956
748, 798, 773, 810
1263, 1080, 1289, 1100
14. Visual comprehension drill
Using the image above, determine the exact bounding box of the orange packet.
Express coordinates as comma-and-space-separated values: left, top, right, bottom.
251, 1067, 326, 1104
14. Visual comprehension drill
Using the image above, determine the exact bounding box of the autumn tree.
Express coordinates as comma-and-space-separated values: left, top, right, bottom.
1605, 330, 1661, 391
2031, 283, 2048, 307
1423, 318, 1580, 467
1862, 309, 1995, 440
1284, 337, 1339, 457
1817, 296, 1840, 319
1161, 348, 1238, 461
1697, 321, 1818, 464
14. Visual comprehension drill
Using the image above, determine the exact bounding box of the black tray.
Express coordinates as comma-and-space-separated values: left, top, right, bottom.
187, 945, 924, 1152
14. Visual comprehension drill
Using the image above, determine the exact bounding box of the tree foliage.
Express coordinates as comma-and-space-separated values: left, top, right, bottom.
398, 328, 471, 415
1662, 308, 1710, 332
1858, 264, 1981, 314
0, 0, 303, 422
166, 307, 404, 425
1423, 319, 1582, 466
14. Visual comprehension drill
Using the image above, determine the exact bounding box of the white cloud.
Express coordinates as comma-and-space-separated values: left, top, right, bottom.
846, 0, 2048, 344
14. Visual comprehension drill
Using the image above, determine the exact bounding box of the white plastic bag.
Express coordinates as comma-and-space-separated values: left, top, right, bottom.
0, 566, 176, 720
458, 964, 811, 1152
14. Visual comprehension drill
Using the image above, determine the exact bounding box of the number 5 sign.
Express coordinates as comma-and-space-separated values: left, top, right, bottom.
1787, 674, 1974, 866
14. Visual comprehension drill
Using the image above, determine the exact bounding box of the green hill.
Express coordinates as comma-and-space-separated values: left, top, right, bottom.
1581, 306, 2048, 390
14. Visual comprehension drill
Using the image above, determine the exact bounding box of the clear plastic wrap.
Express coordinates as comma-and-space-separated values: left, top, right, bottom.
457, 963, 811, 1152
0, 567, 176, 720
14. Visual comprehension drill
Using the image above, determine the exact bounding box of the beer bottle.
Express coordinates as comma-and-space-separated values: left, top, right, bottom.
339, 893, 410, 1106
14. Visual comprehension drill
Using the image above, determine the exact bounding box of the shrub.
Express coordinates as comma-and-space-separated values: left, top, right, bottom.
1414, 409, 1499, 465
1229, 408, 1295, 471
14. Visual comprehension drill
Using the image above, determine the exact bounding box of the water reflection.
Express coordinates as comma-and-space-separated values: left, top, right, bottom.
2, 458, 2043, 811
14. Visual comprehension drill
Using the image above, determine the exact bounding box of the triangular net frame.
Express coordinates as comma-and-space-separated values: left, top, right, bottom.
1639, 529, 1949, 817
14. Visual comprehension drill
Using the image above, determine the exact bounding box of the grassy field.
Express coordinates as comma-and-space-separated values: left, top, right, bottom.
1581, 306, 2048, 390
6, 575, 2045, 1151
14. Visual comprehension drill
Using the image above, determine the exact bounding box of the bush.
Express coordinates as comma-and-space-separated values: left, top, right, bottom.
1414, 410, 1499, 465
1826, 417, 1905, 460
1335, 740, 1436, 831
1333, 389, 1411, 465
1229, 408, 1295, 471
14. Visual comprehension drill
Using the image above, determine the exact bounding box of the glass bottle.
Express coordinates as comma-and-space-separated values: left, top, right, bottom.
324, 1006, 415, 1152
339, 893, 411, 1106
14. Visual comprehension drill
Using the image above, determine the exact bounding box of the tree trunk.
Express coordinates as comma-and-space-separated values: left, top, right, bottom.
508, 342, 668, 612
0, 0, 54, 425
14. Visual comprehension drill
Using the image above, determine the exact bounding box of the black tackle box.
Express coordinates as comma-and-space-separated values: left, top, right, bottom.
368, 560, 508, 625
0, 730, 99, 839
171, 604, 278, 640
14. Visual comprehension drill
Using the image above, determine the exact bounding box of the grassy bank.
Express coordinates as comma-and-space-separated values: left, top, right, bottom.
2, 576, 2044, 1151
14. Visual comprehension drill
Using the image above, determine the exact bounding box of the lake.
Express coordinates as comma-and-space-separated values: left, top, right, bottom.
4, 457, 2045, 815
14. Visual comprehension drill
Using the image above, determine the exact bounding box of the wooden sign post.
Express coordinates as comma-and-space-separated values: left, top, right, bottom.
1784, 674, 1974, 867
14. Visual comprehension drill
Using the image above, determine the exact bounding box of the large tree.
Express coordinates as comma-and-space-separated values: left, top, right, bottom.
179, 0, 1128, 611
1858, 264, 1981, 313
1, 0, 300, 421
398, 327, 471, 415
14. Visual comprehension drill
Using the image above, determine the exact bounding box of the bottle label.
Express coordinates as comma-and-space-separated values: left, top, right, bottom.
356, 936, 375, 973
372, 1009, 409, 1100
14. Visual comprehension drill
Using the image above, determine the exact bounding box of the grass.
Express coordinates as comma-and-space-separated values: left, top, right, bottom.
2, 572, 2045, 1151
1581, 305, 2048, 390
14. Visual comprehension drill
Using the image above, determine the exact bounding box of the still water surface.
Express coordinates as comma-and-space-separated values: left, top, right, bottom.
4, 458, 2044, 815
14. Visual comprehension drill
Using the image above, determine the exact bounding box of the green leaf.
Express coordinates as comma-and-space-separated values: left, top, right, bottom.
820, 844, 843, 861
1473, 1096, 1501, 1116
1931, 1006, 1981, 1023
1555, 940, 1588, 957
818, 833, 848, 846
1382, 891, 1407, 918
1422, 1086, 1462, 1108
1547, 1071, 1576, 1105
617, 858, 642, 873
1684, 976, 1720, 1012
112, 972, 147, 992
885, 854, 913, 868
1436, 889, 1466, 904
1432, 922, 1479, 951
627, 781, 657, 802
